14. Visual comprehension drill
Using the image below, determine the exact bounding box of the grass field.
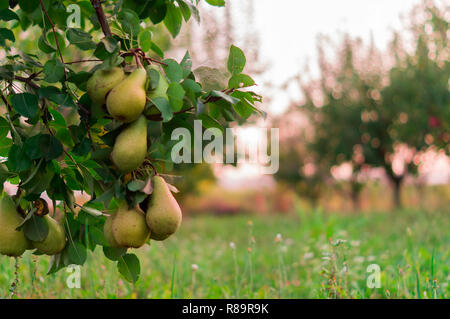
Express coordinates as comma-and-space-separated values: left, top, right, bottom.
0, 208, 448, 299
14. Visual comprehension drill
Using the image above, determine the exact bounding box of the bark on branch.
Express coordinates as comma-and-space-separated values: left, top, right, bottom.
90, 0, 112, 37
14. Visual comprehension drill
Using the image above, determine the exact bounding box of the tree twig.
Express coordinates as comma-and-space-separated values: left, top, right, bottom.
65, 59, 103, 64
39, 0, 67, 80
0, 92, 12, 112
14, 76, 40, 90
90, 0, 112, 37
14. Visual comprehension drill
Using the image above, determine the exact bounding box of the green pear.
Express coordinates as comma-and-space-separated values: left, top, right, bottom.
104, 214, 120, 248
87, 67, 125, 105
106, 68, 147, 123
111, 204, 149, 248
0, 194, 30, 257
111, 115, 148, 173
32, 215, 66, 255
146, 175, 182, 241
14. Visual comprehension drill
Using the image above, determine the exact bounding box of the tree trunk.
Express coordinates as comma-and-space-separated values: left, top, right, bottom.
392, 176, 403, 209
350, 189, 361, 211
349, 178, 363, 212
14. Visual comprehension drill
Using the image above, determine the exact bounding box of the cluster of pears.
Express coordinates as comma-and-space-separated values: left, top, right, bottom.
104, 175, 182, 248
0, 194, 66, 257
88, 65, 182, 247
87, 65, 169, 173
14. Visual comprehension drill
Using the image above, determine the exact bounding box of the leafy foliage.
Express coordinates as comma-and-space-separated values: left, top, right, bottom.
0, 0, 261, 282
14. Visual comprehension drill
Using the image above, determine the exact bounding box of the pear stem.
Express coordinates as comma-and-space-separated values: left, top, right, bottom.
134, 52, 144, 68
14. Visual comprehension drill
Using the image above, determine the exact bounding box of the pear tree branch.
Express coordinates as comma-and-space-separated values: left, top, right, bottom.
91, 0, 112, 37
39, 0, 67, 80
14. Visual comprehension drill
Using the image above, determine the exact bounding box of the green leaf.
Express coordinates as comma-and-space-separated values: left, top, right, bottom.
228, 74, 255, 89
164, 2, 183, 38
176, 0, 191, 22
127, 180, 146, 192
178, 0, 200, 22
0, 116, 8, 139
23, 215, 49, 242
0, 28, 14, 45
68, 241, 87, 265
163, 59, 183, 82
43, 60, 65, 83
147, 68, 160, 90
210, 90, 240, 105
0, 9, 19, 21
193, 66, 228, 91
24, 134, 44, 159
227, 45, 246, 75
150, 41, 164, 58
38, 33, 55, 54
39, 86, 77, 108
11, 93, 39, 118
94, 37, 119, 59
118, 8, 140, 36
138, 29, 152, 52
180, 51, 192, 78
24, 134, 63, 161
152, 97, 173, 123
90, 226, 108, 246
146, 0, 167, 24
49, 109, 67, 129
198, 113, 224, 133
167, 82, 185, 112
233, 100, 254, 119
0, 0, 8, 9
0, 137, 12, 156
118, 253, 141, 284
205, 0, 225, 6
19, 0, 39, 13
100, 52, 124, 70
103, 246, 127, 261
47, 32, 66, 54
66, 28, 96, 50
182, 79, 202, 94
78, 204, 103, 217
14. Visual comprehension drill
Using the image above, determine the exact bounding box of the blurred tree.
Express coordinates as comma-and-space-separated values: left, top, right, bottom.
379, 1, 449, 206
294, 0, 449, 209
297, 35, 381, 209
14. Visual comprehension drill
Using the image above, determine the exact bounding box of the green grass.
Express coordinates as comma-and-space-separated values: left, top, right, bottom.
1, 208, 448, 299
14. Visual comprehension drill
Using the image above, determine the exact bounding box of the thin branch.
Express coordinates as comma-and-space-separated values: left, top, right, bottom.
0, 92, 12, 112
42, 108, 81, 170
91, 0, 112, 37
64, 59, 103, 65
39, 0, 67, 80
144, 106, 196, 122
14, 76, 40, 90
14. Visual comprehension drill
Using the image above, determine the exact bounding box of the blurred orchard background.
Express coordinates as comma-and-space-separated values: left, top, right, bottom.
1, 0, 449, 298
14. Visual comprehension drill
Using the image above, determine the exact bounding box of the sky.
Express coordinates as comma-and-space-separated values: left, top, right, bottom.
230, 0, 423, 114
